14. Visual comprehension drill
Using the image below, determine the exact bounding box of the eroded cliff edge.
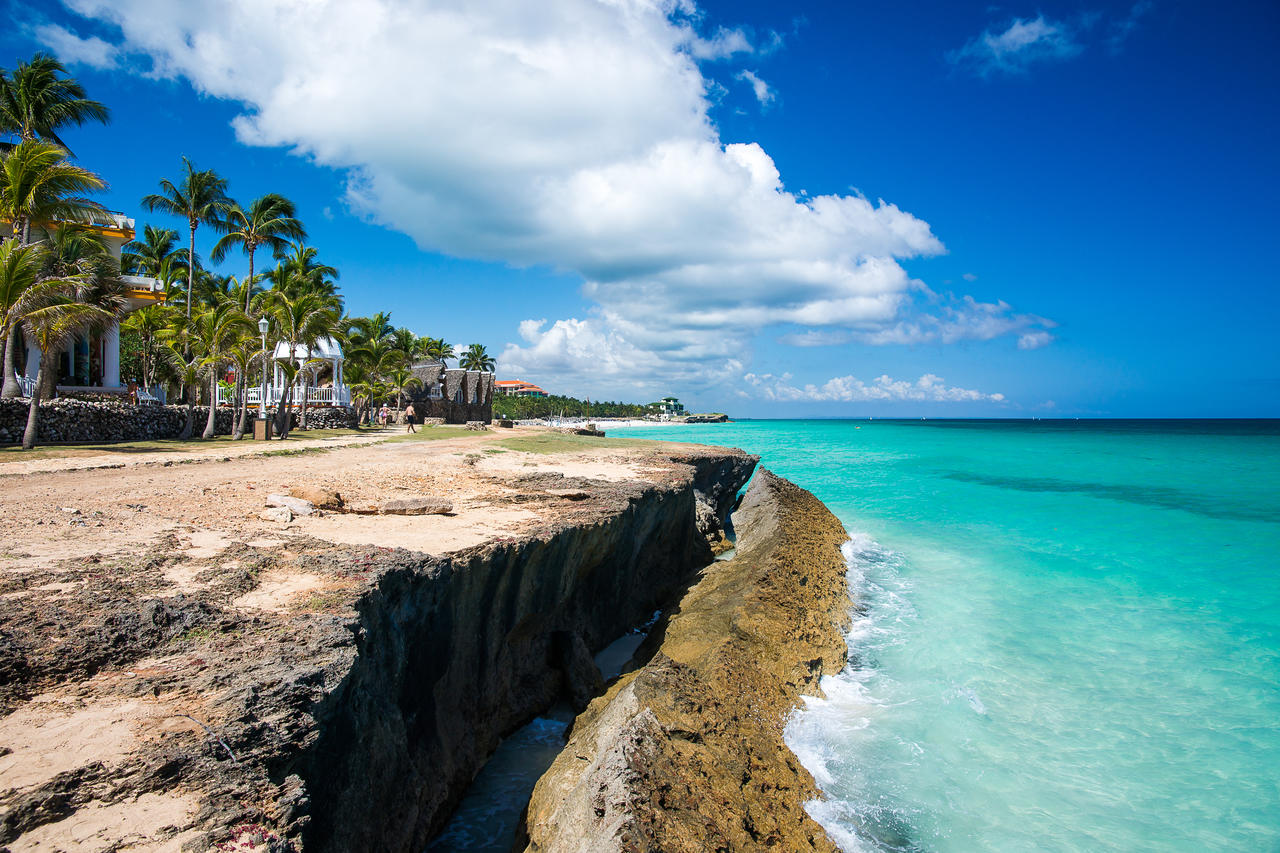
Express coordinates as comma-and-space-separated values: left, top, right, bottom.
521, 469, 851, 853
0, 437, 756, 852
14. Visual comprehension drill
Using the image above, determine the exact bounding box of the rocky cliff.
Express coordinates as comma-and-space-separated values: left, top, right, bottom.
0, 440, 758, 852
297, 450, 759, 852
521, 469, 851, 852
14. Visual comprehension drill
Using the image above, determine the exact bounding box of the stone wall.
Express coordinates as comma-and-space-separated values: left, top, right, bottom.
406, 367, 494, 424
0, 399, 358, 444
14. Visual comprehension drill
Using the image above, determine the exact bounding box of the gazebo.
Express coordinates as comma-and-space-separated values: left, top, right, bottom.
229, 336, 351, 408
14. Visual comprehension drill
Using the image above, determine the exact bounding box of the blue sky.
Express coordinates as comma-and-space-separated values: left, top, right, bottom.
4, 0, 1277, 417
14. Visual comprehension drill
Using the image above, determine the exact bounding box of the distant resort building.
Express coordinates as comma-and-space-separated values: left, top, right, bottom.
495, 379, 548, 398
11, 211, 164, 397
657, 396, 685, 418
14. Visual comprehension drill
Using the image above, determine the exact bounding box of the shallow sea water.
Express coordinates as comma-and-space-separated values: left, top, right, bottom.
610, 419, 1280, 853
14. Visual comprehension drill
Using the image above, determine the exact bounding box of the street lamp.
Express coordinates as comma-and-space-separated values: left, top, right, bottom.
258, 316, 269, 429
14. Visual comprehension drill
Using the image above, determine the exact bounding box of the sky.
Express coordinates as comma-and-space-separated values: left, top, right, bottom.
3, 0, 1277, 417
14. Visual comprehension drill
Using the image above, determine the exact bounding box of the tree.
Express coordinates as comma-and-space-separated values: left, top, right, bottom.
121, 303, 169, 390
0, 241, 41, 398
190, 298, 251, 439
423, 336, 455, 365
141, 158, 228, 321
0, 53, 109, 150
265, 289, 338, 434
460, 343, 495, 373
212, 193, 306, 313
0, 139, 105, 247
159, 338, 201, 440
276, 244, 339, 304
121, 224, 181, 276
387, 366, 420, 409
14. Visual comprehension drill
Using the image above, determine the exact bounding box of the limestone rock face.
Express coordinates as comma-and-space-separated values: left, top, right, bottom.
522, 469, 851, 853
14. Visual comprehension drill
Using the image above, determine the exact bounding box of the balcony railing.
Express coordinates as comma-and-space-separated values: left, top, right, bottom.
218, 383, 351, 408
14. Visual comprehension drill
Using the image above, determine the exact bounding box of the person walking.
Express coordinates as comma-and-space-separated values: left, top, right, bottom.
405, 402, 417, 433
378, 403, 390, 426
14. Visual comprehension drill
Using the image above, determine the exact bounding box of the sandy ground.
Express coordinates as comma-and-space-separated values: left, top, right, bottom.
0, 425, 698, 851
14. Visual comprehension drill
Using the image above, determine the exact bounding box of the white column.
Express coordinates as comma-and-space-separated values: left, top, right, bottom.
24, 341, 40, 381
103, 322, 121, 389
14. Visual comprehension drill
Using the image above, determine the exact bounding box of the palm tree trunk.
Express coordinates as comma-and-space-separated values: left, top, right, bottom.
1, 332, 21, 398
203, 373, 218, 439
21, 363, 46, 450
245, 249, 255, 313
179, 382, 194, 440
300, 372, 309, 429
234, 373, 249, 439
187, 224, 196, 320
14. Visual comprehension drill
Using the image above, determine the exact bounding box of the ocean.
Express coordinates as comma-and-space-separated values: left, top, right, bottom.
608, 419, 1280, 852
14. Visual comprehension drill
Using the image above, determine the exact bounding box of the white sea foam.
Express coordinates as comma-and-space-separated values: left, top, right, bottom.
784, 532, 919, 853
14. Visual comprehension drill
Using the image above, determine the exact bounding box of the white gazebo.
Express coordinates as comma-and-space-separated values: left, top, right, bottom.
228, 336, 351, 408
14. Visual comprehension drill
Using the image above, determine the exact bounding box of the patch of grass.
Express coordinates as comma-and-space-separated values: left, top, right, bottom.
0, 426, 380, 462
496, 433, 652, 454
377, 427, 474, 443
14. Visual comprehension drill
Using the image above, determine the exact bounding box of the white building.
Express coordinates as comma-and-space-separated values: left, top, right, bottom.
15, 211, 164, 396
228, 336, 351, 408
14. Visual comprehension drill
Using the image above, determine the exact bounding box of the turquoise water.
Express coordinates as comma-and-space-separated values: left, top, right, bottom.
609, 420, 1280, 852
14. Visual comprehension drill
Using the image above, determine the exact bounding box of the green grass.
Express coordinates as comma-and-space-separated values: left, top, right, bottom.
376, 427, 475, 443
495, 433, 652, 454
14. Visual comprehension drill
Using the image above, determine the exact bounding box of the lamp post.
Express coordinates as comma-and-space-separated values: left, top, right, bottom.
258, 316, 269, 430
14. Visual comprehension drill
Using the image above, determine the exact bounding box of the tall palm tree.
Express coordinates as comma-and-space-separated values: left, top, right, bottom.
390, 327, 420, 360
277, 244, 339, 303
228, 334, 264, 440
266, 289, 338, 434
0, 139, 105, 246
0, 53, 109, 150
212, 194, 306, 313
0, 240, 41, 398
460, 343, 495, 373
159, 338, 201, 440
191, 297, 251, 439
141, 158, 228, 320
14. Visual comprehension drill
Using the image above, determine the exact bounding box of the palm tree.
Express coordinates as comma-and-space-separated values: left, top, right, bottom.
387, 366, 420, 410
0, 139, 105, 246
0, 240, 41, 398
423, 336, 455, 365
141, 158, 228, 320
122, 303, 169, 391
191, 298, 251, 439
277, 244, 339, 303
390, 327, 420, 360
212, 194, 306, 314
228, 335, 263, 440
159, 338, 201, 440
121, 224, 180, 276
0, 53, 109, 150
266, 289, 338, 434
460, 343, 496, 373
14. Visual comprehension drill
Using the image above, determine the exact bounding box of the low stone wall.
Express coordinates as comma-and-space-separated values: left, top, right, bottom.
0, 400, 363, 444
303, 407, 360, 430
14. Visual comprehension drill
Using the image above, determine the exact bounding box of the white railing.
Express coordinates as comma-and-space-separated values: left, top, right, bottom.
220, 383, 351, 408
13, 373, 35, 398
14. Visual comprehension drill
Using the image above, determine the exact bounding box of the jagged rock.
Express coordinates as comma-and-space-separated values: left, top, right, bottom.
266, 494, 317, 516
464, 421, 488, 431
260, 507, 293, 523
378, 497, 453, 515
288, 486, 344, 510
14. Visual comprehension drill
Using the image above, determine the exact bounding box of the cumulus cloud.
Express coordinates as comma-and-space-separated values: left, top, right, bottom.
56, 0, 1050, 399
948, 15, 1083, 75
735, 69, 774, 106
743, 372, 1005, 403
32, 23, 119, 69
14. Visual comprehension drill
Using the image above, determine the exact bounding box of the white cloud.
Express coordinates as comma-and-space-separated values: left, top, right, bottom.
743, 371, 1005, 403
948, 15, 1082, 75
58, 0, 1051, 398
735, 69, 774, 106
33, 23, 119, 69
1017, 330, 1053, 350
962, 272, 978, 282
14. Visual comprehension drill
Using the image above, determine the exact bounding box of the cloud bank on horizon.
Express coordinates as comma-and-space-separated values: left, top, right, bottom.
44, 0, 1056, 402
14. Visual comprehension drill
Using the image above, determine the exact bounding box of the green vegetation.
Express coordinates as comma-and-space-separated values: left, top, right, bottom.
0, 52, 500, 450
493, 392, 660, 421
